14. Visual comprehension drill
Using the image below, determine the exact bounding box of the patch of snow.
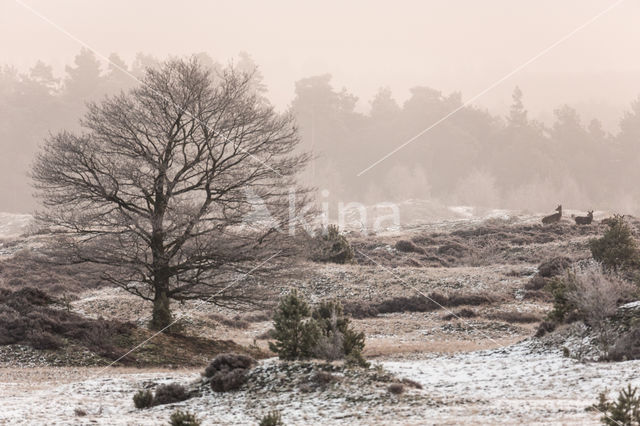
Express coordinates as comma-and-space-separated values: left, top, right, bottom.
0, 213, 32, 238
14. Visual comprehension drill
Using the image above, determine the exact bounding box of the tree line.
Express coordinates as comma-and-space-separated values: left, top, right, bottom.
2, 49, 640, 213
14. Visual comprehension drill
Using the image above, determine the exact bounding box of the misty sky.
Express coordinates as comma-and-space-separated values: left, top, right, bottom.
2, 0, 640, 129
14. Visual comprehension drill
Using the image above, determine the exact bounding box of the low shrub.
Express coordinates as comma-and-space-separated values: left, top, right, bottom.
400, 378, 423, 389
0, 287, 135, 359
28, 330, 64, 350
388, 383, 404, 395
210, 368, 248, 392
487, 311, 541, 324
208, 313, 249, 329
310, 224, 354, 264
204, 353, 256, 393
525, 257, 572, 291
152, 383, 189, 406
204, 353, 255, 377
133, 390, 153, 409
169, 410, 201, 426
442, 308, 476, 321
534, 320, 557, 337
538, 256, 572, 278
342, 300, 379, 319
395, 240, 424, 254
259, 411, 284, 426
312, 371, 338, 386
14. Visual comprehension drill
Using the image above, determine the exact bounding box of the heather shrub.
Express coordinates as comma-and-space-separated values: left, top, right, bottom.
204, 353, 256, 392
169, 410, 201, 426
269, 290, 320, 360
442, 308, 477, 321
152, 383, 189, 406
395, 240, 424, 254
28, 330, 64, 350
133, 390, 153, 409
590, 215, 640, 272
310, 224, 354, 264
312, 371, 338, 385
259, 411, 284, 426
487, 311, 541, 324
388, 383, 404, 395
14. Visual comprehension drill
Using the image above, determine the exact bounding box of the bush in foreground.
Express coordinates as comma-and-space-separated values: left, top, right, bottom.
590, 384, 640, 425
152, 383, 189, 406
259, 411, 284, 426
169, 410, 201, 426
133, 390, 153, 409
133, 383, 189, 409
204, 353, 256, 393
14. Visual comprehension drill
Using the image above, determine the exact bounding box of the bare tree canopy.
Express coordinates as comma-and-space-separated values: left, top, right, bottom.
32, 58, 310, 330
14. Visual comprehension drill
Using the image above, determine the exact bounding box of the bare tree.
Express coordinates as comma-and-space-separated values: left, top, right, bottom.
32, 58, 311, 330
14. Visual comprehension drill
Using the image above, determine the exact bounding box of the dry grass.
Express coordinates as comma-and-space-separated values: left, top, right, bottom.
353, 221, 600, 269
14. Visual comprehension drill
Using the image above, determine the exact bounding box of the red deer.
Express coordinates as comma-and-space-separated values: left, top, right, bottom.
574, 210, 593, 225
542, 205, 562, 225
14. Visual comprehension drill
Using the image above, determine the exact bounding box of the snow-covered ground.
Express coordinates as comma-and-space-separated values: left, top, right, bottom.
1, 342, 637, 425
0, 213, 32, 239
384, 341, 640, 424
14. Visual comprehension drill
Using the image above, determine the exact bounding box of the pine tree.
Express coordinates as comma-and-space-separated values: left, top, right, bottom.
269, 290, 319, 360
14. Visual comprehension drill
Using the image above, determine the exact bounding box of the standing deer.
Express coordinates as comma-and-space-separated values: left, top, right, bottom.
574, 210, 593, 225
542, 205, 562, 225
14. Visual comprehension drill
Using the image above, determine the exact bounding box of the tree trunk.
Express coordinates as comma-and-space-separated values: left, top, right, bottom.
151, 287, 172, 330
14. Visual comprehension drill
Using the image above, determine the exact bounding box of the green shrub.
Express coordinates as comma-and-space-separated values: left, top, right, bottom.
590, 384, 640, 425
269, 290, 320, 360
312, 300, 366, 364
133, 390, 153, 409
545, 273, 577, 323
169, 410, 201, 426
590, 215, 640, 272
311, 224, 354, 264
259, 411, 284, 426
269, 292, 367, 365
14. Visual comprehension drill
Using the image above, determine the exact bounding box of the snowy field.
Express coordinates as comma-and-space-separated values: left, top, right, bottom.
1, 342, 638, 425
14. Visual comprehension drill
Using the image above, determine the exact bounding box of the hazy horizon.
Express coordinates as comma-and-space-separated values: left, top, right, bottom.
2, 1, 640, 130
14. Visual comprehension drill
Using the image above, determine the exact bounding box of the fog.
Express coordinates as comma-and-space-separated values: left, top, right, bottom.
2, 0, 640, 214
